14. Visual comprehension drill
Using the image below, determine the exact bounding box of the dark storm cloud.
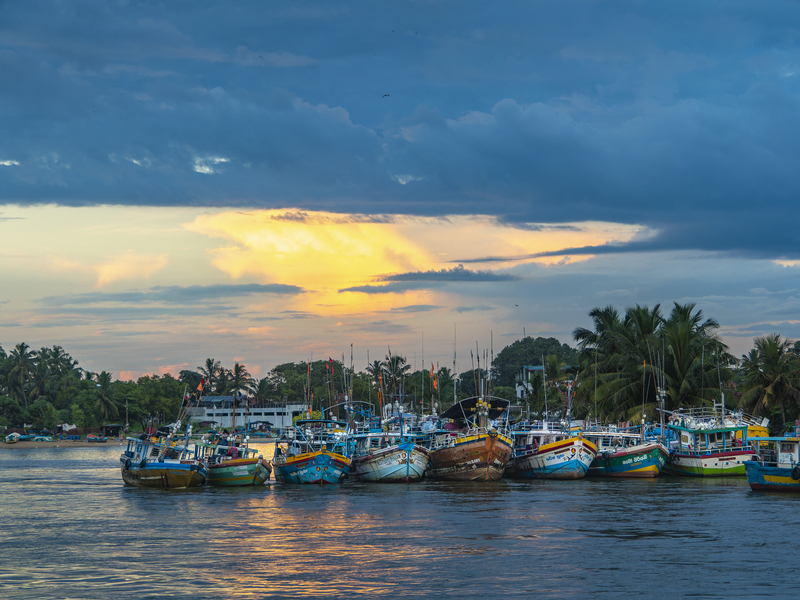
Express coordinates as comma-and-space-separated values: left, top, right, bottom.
338, 282, 433, 294
3, 2, 800, 257
453, 305, 495, 314
41, 283, 304, 306
380, 265, 519, 282
389, 304, 440, 313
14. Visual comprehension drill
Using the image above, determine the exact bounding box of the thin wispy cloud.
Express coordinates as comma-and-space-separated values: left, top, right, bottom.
40, 283, 304, 307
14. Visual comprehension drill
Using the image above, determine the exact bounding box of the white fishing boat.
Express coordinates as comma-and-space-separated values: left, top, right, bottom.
506, 421, 597, 480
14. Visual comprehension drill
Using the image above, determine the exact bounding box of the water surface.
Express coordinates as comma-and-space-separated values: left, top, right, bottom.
0, 445, 797, 599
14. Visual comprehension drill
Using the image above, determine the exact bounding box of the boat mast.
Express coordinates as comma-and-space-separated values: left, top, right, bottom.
421, 332, 425, 415
542, 354, 548, 425
453, 323, 457, 409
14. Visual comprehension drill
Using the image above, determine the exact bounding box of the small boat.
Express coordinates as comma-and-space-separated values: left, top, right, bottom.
272, 419, 351, 484
745, 435, 800, 492
350, 410, 430, 482
424, 397, 514, 482
583, 430, 669, 478
4, 432, 20, 444
32, 435, 54, 442
506, 422, 597, 480
120, 422, 207, 488
87, 434, 107, 443
200, 435, 272, 486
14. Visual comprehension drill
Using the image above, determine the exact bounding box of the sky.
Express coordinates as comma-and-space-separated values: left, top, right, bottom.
2, 1, 800, 380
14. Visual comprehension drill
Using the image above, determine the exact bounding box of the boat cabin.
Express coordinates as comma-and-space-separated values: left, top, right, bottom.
777, 438, 800, 468
285, 419, 349, 455
584, 431, 645, 452
667, 424, 747, 454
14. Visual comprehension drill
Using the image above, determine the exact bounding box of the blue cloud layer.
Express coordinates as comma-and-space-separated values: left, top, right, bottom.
2, 1, 800, 258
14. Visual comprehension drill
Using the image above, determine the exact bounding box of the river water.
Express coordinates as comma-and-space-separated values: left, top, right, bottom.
0, 444, 798, 599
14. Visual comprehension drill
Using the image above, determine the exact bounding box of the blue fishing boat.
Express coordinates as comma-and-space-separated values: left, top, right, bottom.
745, 436, 800, 492
272, 419, 351, 484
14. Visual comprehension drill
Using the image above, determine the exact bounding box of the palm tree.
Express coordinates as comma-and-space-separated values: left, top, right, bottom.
571, 304, 663, 422
383, 353, 410, 400
230, 363, 255, 398
197, 358, 221, 393
8, 343, 35, 408
254, 377, 274, 404
661, 303, 732, 409
215, 368, 233, 395
741, 334, 800, 430
95, 371, 118, 421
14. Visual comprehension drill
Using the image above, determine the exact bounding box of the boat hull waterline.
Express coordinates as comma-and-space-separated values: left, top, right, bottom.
663, 449, 755, 476
352, 442, 430, 482
744, 460, 800, 491
508, 437, 597, 480
273, 451, 351, 484
120, 459, 207, 489
206, 457, 272, 487
427, 432, 513, 482
587, 442, 669, 478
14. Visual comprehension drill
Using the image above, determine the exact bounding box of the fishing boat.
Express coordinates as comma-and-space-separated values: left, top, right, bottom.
424, 397, 514, 482
506, 421, 597, 480
272, 419, 351, 484
583, 429, 668, 478
662, 412, 754, 476
119, 421, 207, 488
200, 435, 272, 487
350, 407, 430, 482
744, 435, 800, 492
4, 432, 20, 444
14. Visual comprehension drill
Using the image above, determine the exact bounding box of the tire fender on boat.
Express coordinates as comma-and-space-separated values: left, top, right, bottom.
124, 458, 131, 470
791, 466, 800, 481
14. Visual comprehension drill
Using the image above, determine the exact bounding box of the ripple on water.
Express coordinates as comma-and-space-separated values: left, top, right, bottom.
2, 448, 800, 598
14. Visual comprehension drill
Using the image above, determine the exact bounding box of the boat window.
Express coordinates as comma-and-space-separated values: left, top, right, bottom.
781, 443, 795, 453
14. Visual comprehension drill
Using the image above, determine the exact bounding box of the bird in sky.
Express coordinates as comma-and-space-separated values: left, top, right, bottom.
382, 94, 390, 97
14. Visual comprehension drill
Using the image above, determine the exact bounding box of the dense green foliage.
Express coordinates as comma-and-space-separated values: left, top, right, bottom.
4, 304, 800, 432
493, 337, 579, 387
571, 303, 737, 424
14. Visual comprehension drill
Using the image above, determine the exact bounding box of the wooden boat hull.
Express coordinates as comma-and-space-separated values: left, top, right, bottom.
663, 449, 754, 476
120, 458, 207, 488
273, 451, 351, 484
587, 442, 668, 478
745, 460, 800, 491
507, 437, 597, 480
206, 457, 272, 486
352, 442, 430, 482
427, 432, 513, 482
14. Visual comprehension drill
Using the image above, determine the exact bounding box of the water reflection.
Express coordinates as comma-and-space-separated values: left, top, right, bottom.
3, 448, 800, 598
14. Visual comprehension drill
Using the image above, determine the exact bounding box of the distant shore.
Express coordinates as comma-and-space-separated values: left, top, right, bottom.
0, 440, 126, 449
2, 437, 279, 450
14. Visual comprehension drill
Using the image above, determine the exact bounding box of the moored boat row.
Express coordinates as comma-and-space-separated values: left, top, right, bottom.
118, 395, 800, 493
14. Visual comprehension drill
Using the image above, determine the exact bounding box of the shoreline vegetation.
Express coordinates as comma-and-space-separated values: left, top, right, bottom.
1, 440, 126, 449
3, 301, 800, 438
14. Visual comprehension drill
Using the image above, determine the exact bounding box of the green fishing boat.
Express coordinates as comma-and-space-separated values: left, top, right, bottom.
200, 437, 272, 486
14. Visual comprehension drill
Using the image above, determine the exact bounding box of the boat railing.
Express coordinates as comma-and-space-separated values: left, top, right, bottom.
664, 406, 767, 428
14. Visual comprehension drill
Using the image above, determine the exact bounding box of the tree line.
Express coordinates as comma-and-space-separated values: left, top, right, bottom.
2, 301, 800, 434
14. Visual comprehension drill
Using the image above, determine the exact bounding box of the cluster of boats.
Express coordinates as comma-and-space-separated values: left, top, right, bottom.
118, 395, 800, 493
